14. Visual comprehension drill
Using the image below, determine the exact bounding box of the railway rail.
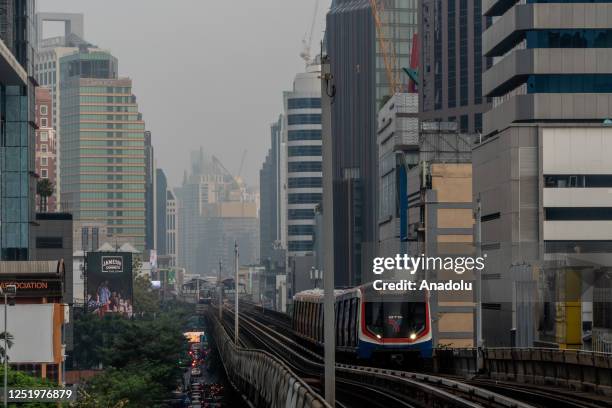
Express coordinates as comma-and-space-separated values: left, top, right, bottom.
214, 303, 534, 408
223, 301, 612, 408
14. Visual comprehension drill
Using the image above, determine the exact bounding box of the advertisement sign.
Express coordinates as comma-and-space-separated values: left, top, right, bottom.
0, 280, 62, 298
86, 252, 133, 317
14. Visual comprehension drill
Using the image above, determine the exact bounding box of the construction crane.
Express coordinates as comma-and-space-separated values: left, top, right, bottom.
237, 149, 247, 180
212, 155, 239, 190
300, 0, 319, 65
370, 0, 401, 94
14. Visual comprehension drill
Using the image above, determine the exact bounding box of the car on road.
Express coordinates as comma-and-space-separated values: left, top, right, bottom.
191, 367, 201, 376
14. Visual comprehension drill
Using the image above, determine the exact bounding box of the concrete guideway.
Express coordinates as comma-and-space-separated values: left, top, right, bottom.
213, 304, 538, 408
209, 309, 331, 408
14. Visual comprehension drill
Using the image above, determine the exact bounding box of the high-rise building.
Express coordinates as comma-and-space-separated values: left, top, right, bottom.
35, 14, 95, 208
259, 116, 283, 262
155, 168, 168, 254
59, 48, 147, 251
474, 0, 612, 349
144, 131, 155, 250
419, 0, 491, 133
166, 189, 177, 267
35, 87, 58, 212
326, 0, 418, 286
282, 64, 322, 258
0, 0, 36, 260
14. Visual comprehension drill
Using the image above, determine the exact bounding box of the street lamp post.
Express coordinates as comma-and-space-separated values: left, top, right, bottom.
475, 195, 483, 373
321, 55, 336, 406
234, 242, 239, 345
1, 284, 16, 408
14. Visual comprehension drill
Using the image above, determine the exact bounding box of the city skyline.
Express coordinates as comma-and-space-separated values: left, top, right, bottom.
38, 0, 330, 188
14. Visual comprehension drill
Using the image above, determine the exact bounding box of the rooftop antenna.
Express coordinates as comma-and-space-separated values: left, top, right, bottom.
300, 0, 320, 66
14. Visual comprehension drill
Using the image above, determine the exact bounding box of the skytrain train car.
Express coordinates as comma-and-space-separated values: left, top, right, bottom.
292, 282, 432, 362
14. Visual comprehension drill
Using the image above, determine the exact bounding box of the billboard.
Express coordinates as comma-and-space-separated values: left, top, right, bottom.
86, 252, 133, 317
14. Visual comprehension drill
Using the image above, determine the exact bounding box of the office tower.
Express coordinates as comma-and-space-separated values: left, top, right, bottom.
156, 168, 168, 254
260, 116, 283, 262
145, 131, 155, 250
326, 0, 418, 286
0, 0, 36, 260
474, 1, 612, 349
35, 13, 87, 128
419, 0, 491, 133
59, 49, 147, 251
166, 189, 177, 268
35, 87, 58, 212
283, 64, 322, 258
35, 14, 94, 208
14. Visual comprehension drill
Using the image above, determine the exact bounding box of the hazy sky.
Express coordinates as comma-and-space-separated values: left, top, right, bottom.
38, 0, 329, 188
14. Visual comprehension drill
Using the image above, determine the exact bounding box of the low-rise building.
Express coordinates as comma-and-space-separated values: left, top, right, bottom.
0, 261, 67, 384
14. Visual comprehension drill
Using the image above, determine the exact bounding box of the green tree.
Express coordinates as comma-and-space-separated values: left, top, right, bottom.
0, 368, 57, 408
36, 178, 54, 212
133, 275, 159, 315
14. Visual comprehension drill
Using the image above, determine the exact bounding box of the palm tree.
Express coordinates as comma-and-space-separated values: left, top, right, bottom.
36, 178, 54, 212
0, 331, 14, 363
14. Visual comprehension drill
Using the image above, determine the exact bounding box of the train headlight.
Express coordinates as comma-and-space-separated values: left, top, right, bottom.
375, 334, 382, 339
409, 333, 417, 340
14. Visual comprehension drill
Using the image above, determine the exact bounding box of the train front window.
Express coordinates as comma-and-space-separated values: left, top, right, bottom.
365, 302, 426, 339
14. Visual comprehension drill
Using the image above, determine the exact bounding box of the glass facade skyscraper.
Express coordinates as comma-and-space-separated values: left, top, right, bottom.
0, 0, 36, 260
419, 0, 491, 133
59, 49, 147, 250
327, 0, 418, 286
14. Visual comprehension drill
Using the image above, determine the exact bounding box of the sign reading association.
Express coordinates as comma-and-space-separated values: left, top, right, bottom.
86, 252, 133, 317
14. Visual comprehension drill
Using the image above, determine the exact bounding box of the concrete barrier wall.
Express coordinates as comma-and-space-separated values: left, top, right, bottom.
208, 310, 330, 408
437, 348, 612, 396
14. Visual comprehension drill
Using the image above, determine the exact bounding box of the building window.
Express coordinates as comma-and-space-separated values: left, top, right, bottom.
288, 241, 313, 252
39, 131, 48, 142
288, 225, 315, 236
287, 130, 321, 141
288, 209, 315, 220
459, 0, 468, 106
287, 114, 321, 125
475, 113, 483, 133
41, 157, 48, 166
92, 227, 99, 250
82, 228, 89, 251
288, 193, 322, 204
36, 237, 62, 249
287, 98, 321, 109
40, 118, 48, 128
288, 177, 322, 188
460, 115, 469, 132
40, 169, 48, 178
40, 105, 48, 116
287, 145, 322, 157
527, 74, 612, 93
545, 207, 612, 221
448, 0, 457, 109
288, 161, 322, 173
41, 144, 48, 153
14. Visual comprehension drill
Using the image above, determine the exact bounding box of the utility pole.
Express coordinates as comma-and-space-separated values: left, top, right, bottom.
321, 55, 336, 407
3, 289, 6, 408
218, 260, 222, 320
234, 242, 239, 345
475, 194, 483, 373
